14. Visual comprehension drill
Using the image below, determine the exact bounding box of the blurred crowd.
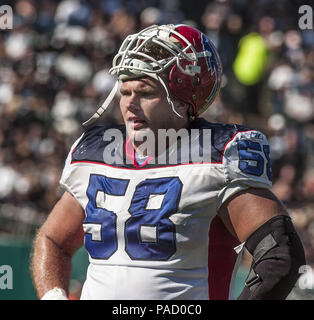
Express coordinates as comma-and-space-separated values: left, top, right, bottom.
0, 0, 313, 294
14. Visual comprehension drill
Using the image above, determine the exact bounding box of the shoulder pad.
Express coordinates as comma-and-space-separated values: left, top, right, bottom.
71, 124, 126, 164
190, 118, 252, 163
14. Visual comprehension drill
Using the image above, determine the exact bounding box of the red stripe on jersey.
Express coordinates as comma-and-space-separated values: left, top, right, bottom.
70, 129, 256, 168
208, 216, 240, 300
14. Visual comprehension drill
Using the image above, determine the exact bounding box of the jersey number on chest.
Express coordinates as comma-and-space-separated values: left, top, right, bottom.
83, 175, 183, 261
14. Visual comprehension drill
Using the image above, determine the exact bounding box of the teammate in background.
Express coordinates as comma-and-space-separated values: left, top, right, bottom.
30, 24, 305, 300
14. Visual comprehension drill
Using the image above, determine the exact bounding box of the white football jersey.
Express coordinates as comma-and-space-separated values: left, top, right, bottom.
60, 119, 272, 300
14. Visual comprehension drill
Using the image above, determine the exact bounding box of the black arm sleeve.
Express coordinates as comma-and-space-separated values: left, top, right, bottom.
237, 215, 306, 300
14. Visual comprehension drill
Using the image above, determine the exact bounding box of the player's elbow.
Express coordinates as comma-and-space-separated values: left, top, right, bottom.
238, 215, 306, 300
255, 240, 305, 300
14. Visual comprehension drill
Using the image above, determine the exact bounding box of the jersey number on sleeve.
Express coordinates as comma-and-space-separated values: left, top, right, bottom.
84, 175, 182, 261
238, 139, 272, 181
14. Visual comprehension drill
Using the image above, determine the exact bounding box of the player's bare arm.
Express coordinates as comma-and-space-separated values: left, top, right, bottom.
218, 187, 306, 299
30, 191, 85, 299
218, 187, 286, 242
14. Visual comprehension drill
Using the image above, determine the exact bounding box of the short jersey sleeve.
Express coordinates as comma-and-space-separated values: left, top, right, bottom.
59, 133, 84, 196
217, 130, 272, 209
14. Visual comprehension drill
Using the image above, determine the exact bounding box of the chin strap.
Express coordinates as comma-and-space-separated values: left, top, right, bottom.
82, 81, 120, 127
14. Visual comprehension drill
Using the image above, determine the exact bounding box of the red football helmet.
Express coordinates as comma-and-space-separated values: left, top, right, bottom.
168, 25, 222, 116
83, 24, 222, 126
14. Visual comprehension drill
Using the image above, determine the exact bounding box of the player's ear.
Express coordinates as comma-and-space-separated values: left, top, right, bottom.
173, 99, 191, 118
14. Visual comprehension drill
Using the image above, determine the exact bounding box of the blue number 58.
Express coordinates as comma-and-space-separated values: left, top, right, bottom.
238, 140, 272, 181
84, 175, 182, 261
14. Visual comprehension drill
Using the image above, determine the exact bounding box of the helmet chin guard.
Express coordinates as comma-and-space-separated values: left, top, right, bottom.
83, 24, 222, 126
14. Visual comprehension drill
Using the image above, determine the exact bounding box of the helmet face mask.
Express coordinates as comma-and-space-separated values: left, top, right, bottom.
82, 24, 222, 126
110, 24, 200, 79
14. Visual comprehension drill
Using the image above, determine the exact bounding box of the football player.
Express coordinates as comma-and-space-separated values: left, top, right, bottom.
31, 24, 305, 300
